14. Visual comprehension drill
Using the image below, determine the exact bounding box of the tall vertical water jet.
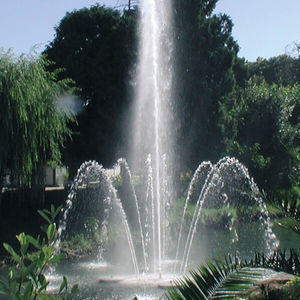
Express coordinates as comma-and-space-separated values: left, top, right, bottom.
129, 0, 174, 274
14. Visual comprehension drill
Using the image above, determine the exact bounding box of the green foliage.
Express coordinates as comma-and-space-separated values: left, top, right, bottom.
219, 77, 300, 191
175, 203, 236, 228
0, 50, 76, 186
173, 198, 195, 222
248, 55, 300, 86
60, 217, 101, 256
59, 216, 102, 257
61, 234, 95, 255
271, 186, 300, 216
172, 198, 265, 230
272, 187, 300, 236
0, 205, 79, 299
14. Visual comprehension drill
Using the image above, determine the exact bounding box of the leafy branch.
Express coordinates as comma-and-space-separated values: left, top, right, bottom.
0, 205, 79, 299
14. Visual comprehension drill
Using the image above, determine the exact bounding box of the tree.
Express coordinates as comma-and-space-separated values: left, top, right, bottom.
0, 51, 76, 189
172, 0, 240, 170
219, 77, 300, 192
44, 5, 138, 176
248, 54, 300, 86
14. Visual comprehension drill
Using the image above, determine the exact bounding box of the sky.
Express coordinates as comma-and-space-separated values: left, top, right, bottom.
0, 0, 299, 62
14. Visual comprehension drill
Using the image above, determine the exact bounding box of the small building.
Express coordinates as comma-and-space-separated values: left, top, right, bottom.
44, 166, 68, 187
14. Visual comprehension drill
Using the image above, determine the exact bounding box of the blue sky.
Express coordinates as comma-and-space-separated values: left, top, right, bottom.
214, 0, 300, 61
0, 0, 299, 61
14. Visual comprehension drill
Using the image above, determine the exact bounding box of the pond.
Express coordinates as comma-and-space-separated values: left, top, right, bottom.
20, 223, 298, 300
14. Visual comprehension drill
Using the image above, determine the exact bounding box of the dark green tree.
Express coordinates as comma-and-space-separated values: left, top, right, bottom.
248, 54, 300, 86
44, 5, 138, 176
232, 57, 250, 88
0, 51, 75, 189
172, 0, 240, 170
219, 77, 300, 191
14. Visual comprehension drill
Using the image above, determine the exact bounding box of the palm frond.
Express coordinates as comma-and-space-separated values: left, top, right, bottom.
247, 249, 300, 275
167, 250, 300, 300
167, 256, 266, 300
277, 218, 300, 235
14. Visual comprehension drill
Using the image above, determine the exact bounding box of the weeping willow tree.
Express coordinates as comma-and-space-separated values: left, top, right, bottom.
0, 51, 76, 189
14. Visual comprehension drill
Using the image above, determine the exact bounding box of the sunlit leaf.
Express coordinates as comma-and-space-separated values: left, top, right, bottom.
47, 224, 56, 241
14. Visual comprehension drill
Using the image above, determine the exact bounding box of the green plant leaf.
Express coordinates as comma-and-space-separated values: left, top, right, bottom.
41, 245, 54, 261
71, 284, 79, 294
38, 210, 51, 224
23, 281, 34, 298
27, 252, 40, 264
59, 276, 68, 293
39, 250, 46, 264
49, 253, 67, 264
23, 261, 37, 278
43, 209, 51, 215
46, 224, 56, 241
0, 205, 78, 299
27, 235, 42, 249
3, 243, 21, 263
38, 274, 47, 286
38, 274, 49, 293
16, 233, 29, 255
54, 205, 62, 219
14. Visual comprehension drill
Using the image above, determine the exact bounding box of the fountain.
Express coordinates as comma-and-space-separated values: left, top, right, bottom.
59, 157, 277, 278
54, 0, 279, 298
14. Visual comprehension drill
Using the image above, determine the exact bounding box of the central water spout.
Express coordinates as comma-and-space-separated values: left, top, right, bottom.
129, 0, 174, 274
